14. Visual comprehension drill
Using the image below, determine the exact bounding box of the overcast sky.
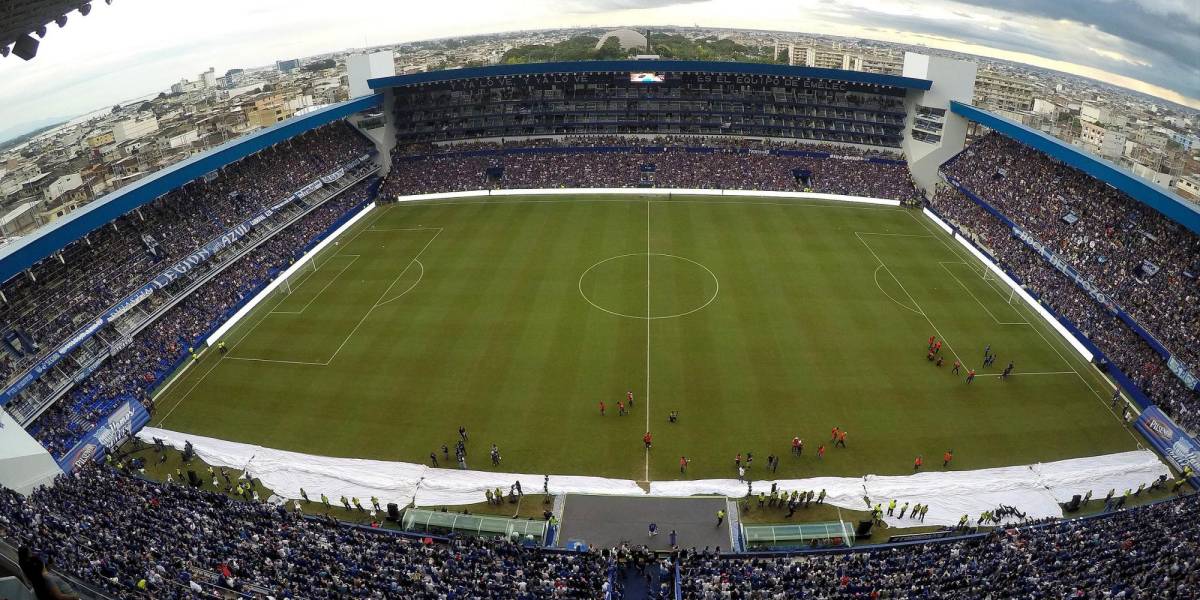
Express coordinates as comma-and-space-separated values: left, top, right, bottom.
0, 0, 1197, 132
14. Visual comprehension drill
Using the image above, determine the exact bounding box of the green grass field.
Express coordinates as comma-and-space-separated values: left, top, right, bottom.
153, 194, 1141, 482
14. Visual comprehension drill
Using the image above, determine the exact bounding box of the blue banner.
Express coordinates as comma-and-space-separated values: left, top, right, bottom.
1011, 226, 1119, 314
150, 206, 279, 290
56, 399, 150, 473
1134, 406, 1200, 486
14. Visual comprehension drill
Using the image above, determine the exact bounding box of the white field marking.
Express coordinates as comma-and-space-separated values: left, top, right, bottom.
872, 265, 923, 315
270, 255, 361, 315
365, 227, 439, 231
854, 231, 963, 365
938, 261, 1029, 326
974, 371, 1075, 377
854, 231, 935, 238
375, 260, 425, 308
153, 208, 393, 425
645, 199, 651, 483
578, 253, 719, 320
222, 356, 329, 366
904, 210, 1142, 444
220, 208, 392, 354
654, 199, 903, 211
323, 228, 444, 365
155, 283, 304, 425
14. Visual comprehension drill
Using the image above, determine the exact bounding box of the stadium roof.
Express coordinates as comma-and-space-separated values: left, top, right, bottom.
368, 60, 933, 91
951, 101, 1200, 237
0, 93, 382, 285
1, 0, 93, 59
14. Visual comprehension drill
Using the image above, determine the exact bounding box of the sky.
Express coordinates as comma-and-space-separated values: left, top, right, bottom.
0, 0, 1197, 134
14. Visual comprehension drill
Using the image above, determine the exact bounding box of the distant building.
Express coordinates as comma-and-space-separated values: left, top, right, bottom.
277, 58, 300, 72
159, 127, 200, 150
595, 29, 647, 52
1129, 161, 1173, 186
1079, 121, 1127, 160
112, 115, 159, 143
224, 69, 245, 87
856, 51, 904, 76
1170, 131, 1199, 151
974, 70, 1036, 112
44, 174, 82, 202
241, 92, 313, 128
1174, 174, 1200, 202
347, 51, 396, 99
82, 130, 114, 149
199, 67, 216, 89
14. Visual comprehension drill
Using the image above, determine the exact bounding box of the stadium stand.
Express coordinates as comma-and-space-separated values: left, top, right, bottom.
24, 176, 379, 460
933, 133, 1200, 433
680, 492, 1200, 598
0, 466, 611, 598
0, 465, 1193, 598
0, 123, 372, 388
381, 137, 920, 202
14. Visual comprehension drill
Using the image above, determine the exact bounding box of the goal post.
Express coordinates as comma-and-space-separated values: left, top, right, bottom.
979, 265, 1018, 305
277, 251, 320, 297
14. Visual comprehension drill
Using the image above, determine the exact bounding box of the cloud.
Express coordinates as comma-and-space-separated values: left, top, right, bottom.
560, 0, 709, 12
951, 0, 1199, 74
1088, 47, 1152, 67
809, 0, 1199, 101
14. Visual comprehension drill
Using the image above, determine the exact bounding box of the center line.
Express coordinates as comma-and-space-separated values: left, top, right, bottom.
645, 199, 651, 482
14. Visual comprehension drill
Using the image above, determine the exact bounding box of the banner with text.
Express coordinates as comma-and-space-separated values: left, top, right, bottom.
56, 398, 150, 473
1134, 406, 1200, 486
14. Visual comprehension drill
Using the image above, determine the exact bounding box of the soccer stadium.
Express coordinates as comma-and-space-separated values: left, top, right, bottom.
0, 4, 1198, 600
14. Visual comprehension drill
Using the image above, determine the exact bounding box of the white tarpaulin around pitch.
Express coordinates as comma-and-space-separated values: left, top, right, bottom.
139, 427, 1167, 527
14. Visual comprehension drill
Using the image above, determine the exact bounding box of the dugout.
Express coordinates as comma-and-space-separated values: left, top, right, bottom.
742, 521, 856, 551
402, 508, 547, 544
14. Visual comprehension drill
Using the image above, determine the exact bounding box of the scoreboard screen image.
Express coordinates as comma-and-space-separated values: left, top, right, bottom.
630, 72, 665, 83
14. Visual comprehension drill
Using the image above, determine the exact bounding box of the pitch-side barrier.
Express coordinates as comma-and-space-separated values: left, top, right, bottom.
393, 188, 901, 206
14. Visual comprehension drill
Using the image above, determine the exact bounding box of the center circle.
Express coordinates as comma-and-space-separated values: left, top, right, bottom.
578, 253, 719, 320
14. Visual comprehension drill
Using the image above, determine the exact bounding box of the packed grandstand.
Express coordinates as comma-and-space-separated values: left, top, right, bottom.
0, 52, 1197, 600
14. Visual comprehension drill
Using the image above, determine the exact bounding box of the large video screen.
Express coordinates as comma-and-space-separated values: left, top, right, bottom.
630, 73, 665, 83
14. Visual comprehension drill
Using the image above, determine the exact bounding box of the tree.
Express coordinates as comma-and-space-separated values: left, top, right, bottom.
111, 104, 122, 114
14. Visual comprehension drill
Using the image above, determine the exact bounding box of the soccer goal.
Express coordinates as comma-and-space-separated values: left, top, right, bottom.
977, 265, 1020, 305
275, 251, 322, 297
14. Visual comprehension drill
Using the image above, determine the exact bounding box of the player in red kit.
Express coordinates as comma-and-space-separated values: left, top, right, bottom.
599, 400, 606, 416
643, 431, 652, 449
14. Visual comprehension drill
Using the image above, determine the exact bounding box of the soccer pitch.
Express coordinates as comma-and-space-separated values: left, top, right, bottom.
154, 194, 1140, 482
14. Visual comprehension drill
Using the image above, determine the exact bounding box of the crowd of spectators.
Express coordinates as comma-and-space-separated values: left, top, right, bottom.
682, 492, 1200, 599
396, 136, 905, 159
932, 136, 1200, 432
0, 123, 372, 386
27, 177, 378, 459
381, 136, 919, 201
943, 133, 1200, 374
0, 465, 609, 598
2, 466, 1193, 599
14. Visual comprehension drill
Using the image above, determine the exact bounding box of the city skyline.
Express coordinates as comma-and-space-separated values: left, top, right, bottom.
0, 0, 1196, 138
